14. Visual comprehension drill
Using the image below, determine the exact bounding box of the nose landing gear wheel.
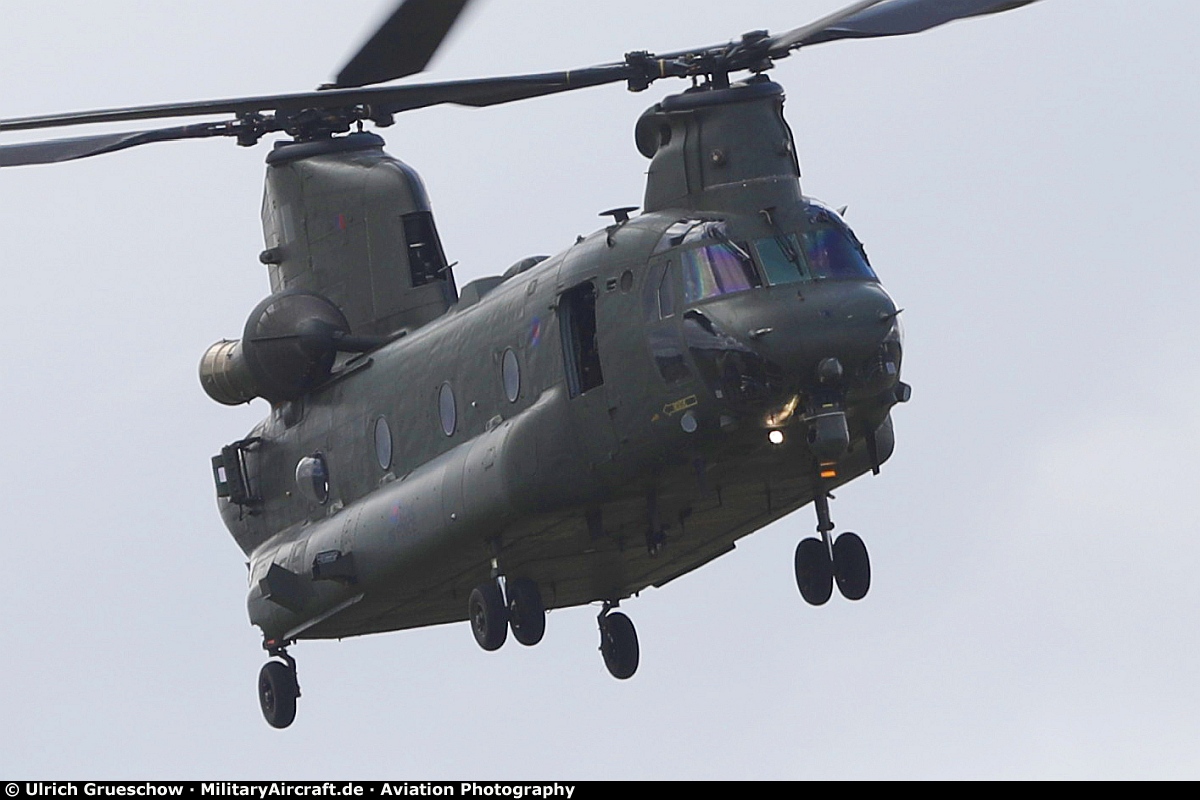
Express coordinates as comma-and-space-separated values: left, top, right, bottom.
599, 611, 639, 680
258, 660, 298, 729
506, 577, 546, 647
469, 581, 508, 651
833, 531, 871, 600
794, 537, 834, 606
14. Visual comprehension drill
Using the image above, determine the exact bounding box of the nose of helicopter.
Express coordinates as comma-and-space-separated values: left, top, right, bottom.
699, 280, 899, 384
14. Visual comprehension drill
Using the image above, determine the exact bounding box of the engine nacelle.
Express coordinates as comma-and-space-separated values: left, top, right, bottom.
199, 289, 351, 405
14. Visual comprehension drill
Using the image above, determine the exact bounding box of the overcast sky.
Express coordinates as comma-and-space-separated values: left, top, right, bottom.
0, 0, 1197, 779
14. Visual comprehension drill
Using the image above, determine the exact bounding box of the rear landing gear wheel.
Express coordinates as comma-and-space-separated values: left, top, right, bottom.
599, 611, 639, 680
506, 577, 546, 647
833, 532, 871, 601
258, 660, 298, 729
794, 537, 833, 606
469, 581, 508, 651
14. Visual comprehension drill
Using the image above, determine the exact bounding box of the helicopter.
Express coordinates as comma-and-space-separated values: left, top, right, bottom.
0, 0, 1045, 730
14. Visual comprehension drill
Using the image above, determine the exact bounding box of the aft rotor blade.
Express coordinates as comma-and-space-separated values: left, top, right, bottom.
0, 66, 634, 135
332, 0, 474, 89
772, 0, 1041, 53
0, 123, 235, 167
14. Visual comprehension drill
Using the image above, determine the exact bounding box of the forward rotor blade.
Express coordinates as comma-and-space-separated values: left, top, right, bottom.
772, 0, 1041, 53
0, 123, 233, 167
332, 0, 474, 89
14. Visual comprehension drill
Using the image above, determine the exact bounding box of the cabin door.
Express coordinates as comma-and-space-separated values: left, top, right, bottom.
558, 280, 619, 468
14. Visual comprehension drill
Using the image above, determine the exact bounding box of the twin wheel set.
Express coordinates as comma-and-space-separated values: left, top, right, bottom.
255, 492, 866, 728
794, 489, 872, 606
467, 577, 641, 681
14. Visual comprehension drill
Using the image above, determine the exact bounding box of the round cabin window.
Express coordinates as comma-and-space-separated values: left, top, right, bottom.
502, 348, 520, 403
374, 416, 393, 470
295, 454, 330, 505
438, 382, 457, 436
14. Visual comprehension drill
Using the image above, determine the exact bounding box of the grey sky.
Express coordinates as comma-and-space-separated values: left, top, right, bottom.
0, 0, 1196, 779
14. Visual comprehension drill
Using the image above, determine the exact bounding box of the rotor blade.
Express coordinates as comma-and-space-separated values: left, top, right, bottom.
0, 66, 634, 135
0, 123, 234, 167
331, 0, 474, 89
767, 0, 892, 54
0, 88, 389, 133
408, 64, 634, 109
624, 0, 892, 74
772, 0, 1041, 53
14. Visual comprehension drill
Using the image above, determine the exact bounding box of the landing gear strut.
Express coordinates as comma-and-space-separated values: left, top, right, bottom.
258, 641, 300, 729
794, 484, 871, 604
598, 603, 639, 680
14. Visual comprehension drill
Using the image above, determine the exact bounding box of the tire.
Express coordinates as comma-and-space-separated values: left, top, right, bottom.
258, 661, 297, 729
833, 532, 871, 601
599, 612, 639, 680
468, 582, 508, 651
506, 578, 546, 647
794, 537, 833, 606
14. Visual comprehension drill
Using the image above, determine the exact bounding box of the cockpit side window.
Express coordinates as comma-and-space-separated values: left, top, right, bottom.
800, 225, 877, 281
657, 261, 677, 318
681, 243, 761, 304
642, 260, 664, 322
801, 204, 877, 281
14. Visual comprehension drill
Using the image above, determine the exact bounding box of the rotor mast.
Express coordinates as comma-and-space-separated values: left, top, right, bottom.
637, 80, 802, 215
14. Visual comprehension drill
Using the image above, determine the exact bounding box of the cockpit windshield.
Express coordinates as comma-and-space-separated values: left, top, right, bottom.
754, 203, 876, 284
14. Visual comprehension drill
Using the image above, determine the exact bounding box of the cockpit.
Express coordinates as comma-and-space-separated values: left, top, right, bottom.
651, 200, 876, 316
642, 200, 890, 410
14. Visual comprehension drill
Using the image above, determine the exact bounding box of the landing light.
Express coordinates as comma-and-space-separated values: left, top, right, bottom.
765, 395, 800, 428
768, 430, 784, 445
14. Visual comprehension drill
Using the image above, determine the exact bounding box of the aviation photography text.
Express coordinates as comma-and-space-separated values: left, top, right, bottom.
12, 784, 579, 799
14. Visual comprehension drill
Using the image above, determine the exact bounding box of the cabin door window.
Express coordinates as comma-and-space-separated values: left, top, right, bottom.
559, 282, 604, 398
402, 211, 449, 287
211, 437, 262, 507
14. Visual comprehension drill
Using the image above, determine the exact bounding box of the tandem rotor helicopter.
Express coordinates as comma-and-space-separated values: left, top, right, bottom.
0, 0, 1043, 728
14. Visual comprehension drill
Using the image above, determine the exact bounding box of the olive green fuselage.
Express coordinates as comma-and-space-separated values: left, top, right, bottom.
217, 81, 905, 642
